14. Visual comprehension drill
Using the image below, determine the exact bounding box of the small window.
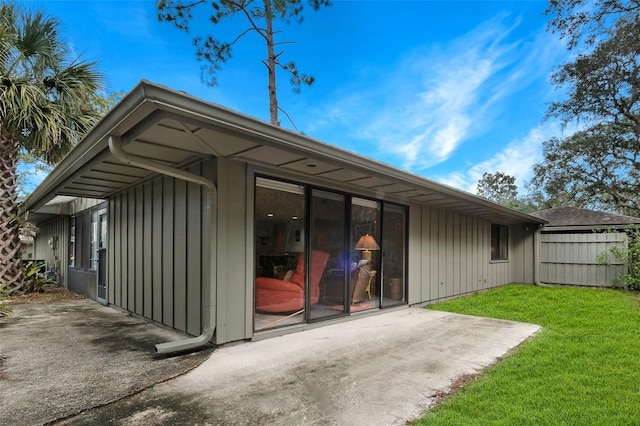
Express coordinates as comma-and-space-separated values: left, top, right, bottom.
491, 224, 508, 261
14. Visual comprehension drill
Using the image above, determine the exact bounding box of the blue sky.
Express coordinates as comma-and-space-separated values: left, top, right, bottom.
37, 0, 573, 195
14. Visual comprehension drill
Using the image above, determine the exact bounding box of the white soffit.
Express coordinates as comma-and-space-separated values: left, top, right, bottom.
350, 176, 393, 188
281, 159, 339, 175
235, 145, 305, 166
193, 127, 259, 157
317, 169, 369, 182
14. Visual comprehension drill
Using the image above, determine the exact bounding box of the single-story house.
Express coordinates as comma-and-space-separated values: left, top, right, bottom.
531, 207, 640, 287
23, 80, 547, 353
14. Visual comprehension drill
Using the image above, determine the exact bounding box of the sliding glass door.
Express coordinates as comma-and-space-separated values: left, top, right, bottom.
254, 176, 408, 331
254, 178, 307, 331
350, 198, 381, 311
309, 189, 347, 320
382, 204, 407, 306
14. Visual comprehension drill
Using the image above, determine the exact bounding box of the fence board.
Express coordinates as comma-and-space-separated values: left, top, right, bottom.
540, 232, 627, 286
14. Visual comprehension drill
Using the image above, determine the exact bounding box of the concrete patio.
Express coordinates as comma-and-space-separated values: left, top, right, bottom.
0, 301, 541, 425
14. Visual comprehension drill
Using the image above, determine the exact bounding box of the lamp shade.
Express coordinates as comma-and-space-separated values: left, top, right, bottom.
354, 234, 380, 251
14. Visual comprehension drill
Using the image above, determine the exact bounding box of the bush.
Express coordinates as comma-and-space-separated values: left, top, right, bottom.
598, 227, 640, 290
22, 261, 56, 293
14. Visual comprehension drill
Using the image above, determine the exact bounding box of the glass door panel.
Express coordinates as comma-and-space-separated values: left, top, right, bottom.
309, 189, 347, 320
254, 178, 306, 331
96, 209, 108, 304
351, 198, 381, 311
382, 204, 407, 307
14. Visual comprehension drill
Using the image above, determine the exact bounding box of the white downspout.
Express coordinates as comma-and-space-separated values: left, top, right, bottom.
108, 136, 217, 354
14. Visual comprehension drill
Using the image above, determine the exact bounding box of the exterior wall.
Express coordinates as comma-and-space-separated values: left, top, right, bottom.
411, 205, 531, 304
107, 158, 215, 337
103, 155, 537, 343
216, 158, 250, 343
68, 269, 96, 299
511, 224, 536, 284
70, 198, 104, 214
540, 232, 627, 287
33, 216, 69, 287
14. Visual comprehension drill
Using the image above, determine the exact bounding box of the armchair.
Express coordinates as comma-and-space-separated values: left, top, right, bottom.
255, 250, 330, 313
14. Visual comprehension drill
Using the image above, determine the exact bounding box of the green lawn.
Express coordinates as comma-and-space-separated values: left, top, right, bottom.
416, 284, 640, 425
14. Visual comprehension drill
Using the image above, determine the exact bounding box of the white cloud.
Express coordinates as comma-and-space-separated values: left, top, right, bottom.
435, 121, 578, 194
305, 10, 568, 175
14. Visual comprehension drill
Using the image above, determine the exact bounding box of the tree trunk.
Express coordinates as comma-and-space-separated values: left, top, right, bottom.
0, 132, 24, 294
264, 0, 279, 126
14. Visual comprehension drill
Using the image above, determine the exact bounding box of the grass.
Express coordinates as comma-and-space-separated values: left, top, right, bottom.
416, 284, 640, 425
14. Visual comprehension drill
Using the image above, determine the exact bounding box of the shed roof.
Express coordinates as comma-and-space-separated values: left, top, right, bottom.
24, 80, 545, 226
532, 207, 640, 230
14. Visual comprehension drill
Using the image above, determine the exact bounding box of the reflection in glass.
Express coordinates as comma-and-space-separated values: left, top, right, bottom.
351, 198, 381, 311
309, 189, 346, 320
382, 204, 407, 306
254, 178, 306, 330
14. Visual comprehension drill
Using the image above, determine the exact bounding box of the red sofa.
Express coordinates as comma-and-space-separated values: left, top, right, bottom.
255, 250, 330, 313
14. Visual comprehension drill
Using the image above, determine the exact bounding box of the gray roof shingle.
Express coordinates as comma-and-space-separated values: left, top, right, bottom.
531, 207, 640, 228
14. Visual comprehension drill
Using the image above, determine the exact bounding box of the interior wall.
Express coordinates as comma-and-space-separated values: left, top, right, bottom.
107, 158, 216, 336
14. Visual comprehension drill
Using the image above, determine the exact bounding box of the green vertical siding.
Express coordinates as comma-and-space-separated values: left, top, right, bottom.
412, 204, 529, 303
107, 158, 215, 335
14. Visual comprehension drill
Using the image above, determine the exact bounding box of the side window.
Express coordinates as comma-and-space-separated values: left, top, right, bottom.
491, 223, 508, 261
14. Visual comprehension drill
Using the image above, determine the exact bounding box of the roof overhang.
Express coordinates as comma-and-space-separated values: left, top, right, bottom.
23, 80, 547, 226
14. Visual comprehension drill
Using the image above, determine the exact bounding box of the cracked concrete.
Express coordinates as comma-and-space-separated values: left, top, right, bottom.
45, 306, 540, 426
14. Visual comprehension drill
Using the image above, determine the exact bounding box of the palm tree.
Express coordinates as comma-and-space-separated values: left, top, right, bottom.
0, 3, 103, 293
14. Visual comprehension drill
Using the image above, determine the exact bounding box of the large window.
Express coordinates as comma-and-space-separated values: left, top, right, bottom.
69, 205, 106, 271
350, 198, 381, 312
491, 223, 508, 261
253, 176, 408, 331
254, 178, 307, 330
382, 203, 407, 305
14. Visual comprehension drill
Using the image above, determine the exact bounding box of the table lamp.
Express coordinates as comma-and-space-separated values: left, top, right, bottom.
354, 234, 380, 260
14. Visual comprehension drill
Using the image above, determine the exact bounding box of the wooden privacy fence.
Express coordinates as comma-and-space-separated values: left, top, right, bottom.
540, 232, 628, 287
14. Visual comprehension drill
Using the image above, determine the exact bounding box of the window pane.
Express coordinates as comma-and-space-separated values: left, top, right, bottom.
491, 224, 508, 261
90, 210, 98, 270
351, 198, 381, 311
309, 189, 346, 320
254, 178, 306, 330
69, 216, 75, 267
382, 204, 407, 306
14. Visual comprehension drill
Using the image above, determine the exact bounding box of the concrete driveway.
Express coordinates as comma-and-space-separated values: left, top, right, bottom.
0, 299, 213, 425
21, 305, 543, 426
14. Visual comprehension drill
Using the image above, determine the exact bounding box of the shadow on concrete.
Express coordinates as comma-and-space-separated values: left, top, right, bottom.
0, 299, 213, 425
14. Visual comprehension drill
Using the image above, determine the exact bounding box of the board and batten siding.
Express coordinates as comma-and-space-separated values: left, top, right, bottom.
540, 232, 627, 287
107, 159, 215, 336
33, 216, 69, 288
412, 205, 526, 304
